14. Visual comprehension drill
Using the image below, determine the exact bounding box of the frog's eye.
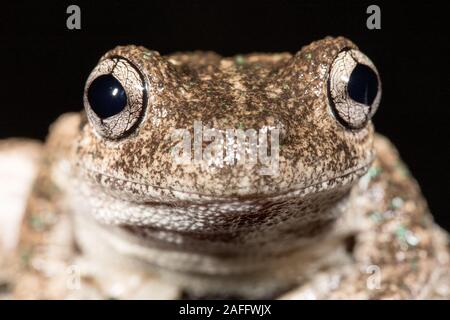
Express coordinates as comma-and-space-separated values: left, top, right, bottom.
84, 56, 148, 139
327, 48, 381, 129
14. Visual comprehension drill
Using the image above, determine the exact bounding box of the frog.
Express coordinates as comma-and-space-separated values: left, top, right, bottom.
0, 36, 449, 299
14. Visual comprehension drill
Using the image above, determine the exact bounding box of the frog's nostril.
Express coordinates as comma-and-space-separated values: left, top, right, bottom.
87, 74, 128, 119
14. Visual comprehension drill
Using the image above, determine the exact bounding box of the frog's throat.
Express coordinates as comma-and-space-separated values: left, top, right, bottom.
71, 183, 355, 298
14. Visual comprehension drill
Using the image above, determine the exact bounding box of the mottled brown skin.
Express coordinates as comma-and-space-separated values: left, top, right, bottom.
5, 36, 449, 299
75, 37, 372, 254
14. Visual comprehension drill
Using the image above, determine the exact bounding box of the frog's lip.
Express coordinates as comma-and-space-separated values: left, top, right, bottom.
78, 160, 373, 203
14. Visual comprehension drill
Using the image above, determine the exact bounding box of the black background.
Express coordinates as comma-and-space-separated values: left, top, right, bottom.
1, 1, 449, 230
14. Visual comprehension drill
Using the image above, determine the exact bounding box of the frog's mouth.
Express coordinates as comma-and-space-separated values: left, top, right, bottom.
77, 160, 372, 203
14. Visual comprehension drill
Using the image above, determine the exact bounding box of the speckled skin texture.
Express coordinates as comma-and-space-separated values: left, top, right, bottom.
2, 36, 449, 299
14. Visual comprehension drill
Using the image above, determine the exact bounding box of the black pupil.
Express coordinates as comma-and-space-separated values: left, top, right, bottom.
347, 63, 378, 106
87, 74, 127, 118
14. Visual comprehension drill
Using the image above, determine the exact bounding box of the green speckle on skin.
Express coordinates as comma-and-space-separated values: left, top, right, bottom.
142, 51, 153, 60
28, 215, 46, 231
370, 211, 383, 224
395, 224, 419, 247
304, 52, 312, 60
395, 162, 410, 177
235, 122, 245, 130
20, 248, 32, 268
390, 197, 404, 210
235, 55, 245, 66
368, 166, 382, 179
395, 224, 408, 241
283, 84, 290, 91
